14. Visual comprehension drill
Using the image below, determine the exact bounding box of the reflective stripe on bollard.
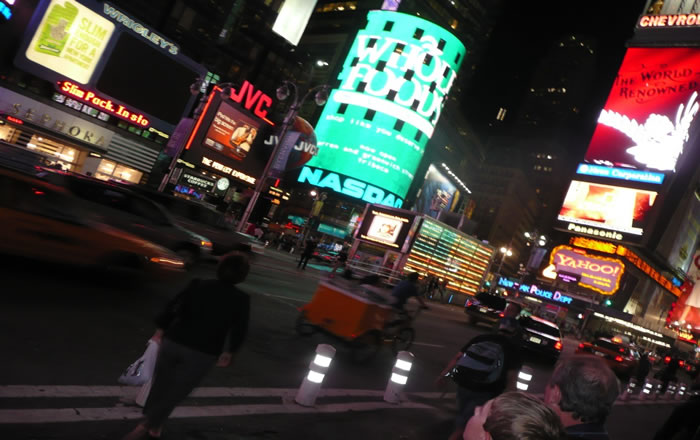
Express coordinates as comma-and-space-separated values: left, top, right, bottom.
676, 383, 688, 401
639, 379, 654, 400
619, 378, 637, 401
384, 351, 414, 404
295, 344, 336, 407
516, 366, 534, 391
664, 382, 678, 400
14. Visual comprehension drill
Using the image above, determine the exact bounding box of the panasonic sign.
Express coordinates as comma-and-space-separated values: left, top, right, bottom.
298, 166, 403, 207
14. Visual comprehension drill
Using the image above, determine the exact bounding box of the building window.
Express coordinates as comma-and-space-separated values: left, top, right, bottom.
95, 159, 143, 184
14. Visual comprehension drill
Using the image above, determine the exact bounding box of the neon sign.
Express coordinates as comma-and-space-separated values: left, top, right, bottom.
201, 156, 256, 185
576, 163, 664, 185
639, 14, 700, 28
103, 3, 179, 55
304, 10, 465, 202
0, 0, 14, 20
497, 277, 573, 305
298, 165, 403, 207
228, 81, 273, 124
550, 245, 624, 295
569, 236, 682, 297
59, 81, 149, 127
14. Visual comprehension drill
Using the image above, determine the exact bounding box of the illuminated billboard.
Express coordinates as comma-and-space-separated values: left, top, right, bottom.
25, 0, 115, 84
549, 245, 624, 295
414, 164, 457, 218
557, 180, 658, 243
202, 100, 260, 162
355, 205, 417, 250
271, 0, 317, 46
299, 10, 465, 207
584, 48, 700, 173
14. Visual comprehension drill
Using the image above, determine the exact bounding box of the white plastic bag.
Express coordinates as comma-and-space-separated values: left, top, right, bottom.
118, 339, 159, 386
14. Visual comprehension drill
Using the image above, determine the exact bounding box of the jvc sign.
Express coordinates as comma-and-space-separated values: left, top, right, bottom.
298, 166, 403, 207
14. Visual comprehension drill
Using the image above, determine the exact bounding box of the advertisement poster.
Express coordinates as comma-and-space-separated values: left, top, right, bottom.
301, 10, 465, 206
584, 48, 700, 172
203, 100, 260, 161
25, 0, 115, 84
558, 180, 658, 236
414, 164, 456, 218
356, 206, 416, 249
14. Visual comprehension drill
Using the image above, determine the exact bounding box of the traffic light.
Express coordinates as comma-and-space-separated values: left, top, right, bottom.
604, 299, 613, 307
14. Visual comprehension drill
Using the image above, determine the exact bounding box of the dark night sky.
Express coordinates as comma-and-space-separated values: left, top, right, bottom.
464, 0, 650, 137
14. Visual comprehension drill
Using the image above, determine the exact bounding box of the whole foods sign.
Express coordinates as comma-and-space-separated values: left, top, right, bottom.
550, 245, 624, 295
301, 10, 465, 206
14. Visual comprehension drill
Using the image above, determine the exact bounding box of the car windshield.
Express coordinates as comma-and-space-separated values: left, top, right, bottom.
520, 317, 560, 337
474, 293, 506, 310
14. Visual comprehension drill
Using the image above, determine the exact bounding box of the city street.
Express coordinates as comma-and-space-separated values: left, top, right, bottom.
0, 250, 685, 439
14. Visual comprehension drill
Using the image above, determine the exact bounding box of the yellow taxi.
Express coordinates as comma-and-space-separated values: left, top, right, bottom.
0, 166, 185, 276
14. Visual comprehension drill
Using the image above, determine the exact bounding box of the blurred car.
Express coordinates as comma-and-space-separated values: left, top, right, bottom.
576, 337, 640, 379
312, 248, 337, 264
38, 170, 212, 267
518, 315, 563, 363
0, 166, 185, 276
464, 292, 507, 328
122, 187, 264, 256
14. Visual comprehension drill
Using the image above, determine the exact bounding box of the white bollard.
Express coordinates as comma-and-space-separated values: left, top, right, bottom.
664, 382, 678, 400
384, 351, 415, 404
639, 378, 654, 401
516, 366, 534, 391
619, 378, 637, 401
135, 379, 152, 407
295, 344, 336, 407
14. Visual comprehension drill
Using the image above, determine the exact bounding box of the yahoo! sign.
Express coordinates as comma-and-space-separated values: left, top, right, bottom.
550, 245, 624, 295
497, 278, 573, 305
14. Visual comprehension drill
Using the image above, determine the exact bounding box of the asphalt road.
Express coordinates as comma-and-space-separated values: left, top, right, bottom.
0, 249, 686, 439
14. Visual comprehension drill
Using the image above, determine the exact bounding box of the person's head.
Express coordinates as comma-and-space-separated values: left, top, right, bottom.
463, 392, 567, 440
503, 302, 522, 319
406, 272, 419, 282
217, 252, 250, 285
544, 356, 620, 425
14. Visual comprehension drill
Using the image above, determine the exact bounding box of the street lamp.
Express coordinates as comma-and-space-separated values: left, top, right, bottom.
237, 81, 330, 232
497, 246, 513, 276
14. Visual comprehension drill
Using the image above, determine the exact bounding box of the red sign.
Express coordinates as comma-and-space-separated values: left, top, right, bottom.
639, 14, 700, 28
550, 245, 624, 295
58, 81, 150, 127
228, 81, 274, 124
583, 48, 700, 173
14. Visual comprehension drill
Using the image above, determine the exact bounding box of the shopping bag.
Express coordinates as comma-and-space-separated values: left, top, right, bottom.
118, 339, 159, 386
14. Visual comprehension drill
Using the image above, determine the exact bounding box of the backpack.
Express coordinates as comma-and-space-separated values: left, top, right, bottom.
452, 339, 506, 390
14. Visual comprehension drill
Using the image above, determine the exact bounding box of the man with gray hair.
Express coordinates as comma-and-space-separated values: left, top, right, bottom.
544, 356, 620, 440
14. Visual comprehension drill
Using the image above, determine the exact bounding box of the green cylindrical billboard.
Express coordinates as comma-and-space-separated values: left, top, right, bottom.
297, 10, 466, 208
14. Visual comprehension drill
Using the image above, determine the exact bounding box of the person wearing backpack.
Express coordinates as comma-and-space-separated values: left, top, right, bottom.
437, 318, 523, 440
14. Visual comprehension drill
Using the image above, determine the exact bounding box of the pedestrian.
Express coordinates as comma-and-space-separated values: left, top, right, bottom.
330, 244, 349, 276
462, 392, 568, 440
543, 356, 620, 440
121, 252, 251, 440
253, 225, 264, 240
635, 350, 651, 384
391, 271, 428, 312
437, 318, 523, 440
297, 236, 317, 270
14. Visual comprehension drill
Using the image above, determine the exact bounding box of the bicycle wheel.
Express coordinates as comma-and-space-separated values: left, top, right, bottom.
295, 311, 317, 336
350, 331, 382, 364
391, 327, 415, 355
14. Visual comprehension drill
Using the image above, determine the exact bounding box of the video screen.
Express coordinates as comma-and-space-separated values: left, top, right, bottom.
202, 100, 260, 162
357, 208, 415, 249
558, 180, 657, 236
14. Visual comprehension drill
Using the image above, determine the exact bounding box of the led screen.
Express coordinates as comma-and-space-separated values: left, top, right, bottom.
300, 10, 465, 207
414, 164, 456, 217
202, 100, 260, 162
549, 245, 624, 295
25, 0, 115, 84
557, 180, 658, 242
584, 47, 700, 173
355, 206, 416, 249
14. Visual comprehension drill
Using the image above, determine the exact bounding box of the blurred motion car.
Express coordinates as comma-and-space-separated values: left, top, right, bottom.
0, 166, 185, 276
576, 337, 640, 379
120, 187, 263, 256
464, 292, 507, 328
518, 315, 563, 363
38, 170, 212, 267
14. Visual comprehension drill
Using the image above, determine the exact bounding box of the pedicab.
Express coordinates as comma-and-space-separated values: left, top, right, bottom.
295, 277, 418, 363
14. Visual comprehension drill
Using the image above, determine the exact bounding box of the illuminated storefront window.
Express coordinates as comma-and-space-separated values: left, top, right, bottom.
95, 158, 142, 183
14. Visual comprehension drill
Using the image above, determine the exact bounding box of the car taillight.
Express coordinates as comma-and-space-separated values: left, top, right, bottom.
499, 312, 505, 318
555, 341, 562, 350
665, 356, 671, 364
679, 360, 685, 367
615, 355, 624, 362
619, 348, 625, 353
466, 300, 472, 307
578, 343, 584, 349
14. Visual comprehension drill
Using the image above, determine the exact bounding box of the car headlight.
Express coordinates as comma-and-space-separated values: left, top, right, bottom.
200, 240, 213, 249
148, 256, 186, 268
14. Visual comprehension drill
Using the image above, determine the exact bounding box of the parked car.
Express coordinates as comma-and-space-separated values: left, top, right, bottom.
576, 337, 640, 379
0, 166, 185, 276
121, 186, 264, 256
518, 315, 563, 363
38, 170, 213, 267
464, 292, 508, 328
